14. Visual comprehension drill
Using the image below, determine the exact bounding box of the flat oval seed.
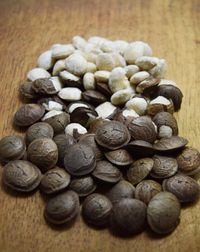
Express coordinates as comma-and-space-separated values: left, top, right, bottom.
104, 149, 133, 166
69, 176, 96, 197
126, 140, 154, 158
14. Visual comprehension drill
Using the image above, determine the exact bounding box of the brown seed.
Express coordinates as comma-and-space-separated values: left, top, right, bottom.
53, 134, 76, 166
32, 78, 57, 95
126, 140, 154, 158
177, 147, 200, 175
3, 160, 42, 192
104, 149, 133, 166
27, 138, 58, 172
88, 118, 108, 133
82, 193, 112, 226
163, 174, 200, 203
69, 176, 96, 197
106, 180, 135, 204
135, 180, 162, 205
44, 190, 80, 225
66, 101, 95, 114
64, 143, 96, 176
37, 96, 67, 111
26, 122, 54, 145
14, 104, 45, 127
153, 136, 188, 154
127, 158, 154, 185
40, 167, 71, 194
78, 133, 103, 160
147, 100, 174, 117
92, 160, 122, 183
136, 77, 160, 96
70, 107, 97, 127
150, 155, 178, 179
96, 82, 112, 97
128, 116, 157, 143
82, 90, 107, 105
113, 109, 137, 127
95, 121, 131, 150
147, 192, 181, 234
110, 198, 146, 235
19, 81, 37, 99
0, 135, 26, 163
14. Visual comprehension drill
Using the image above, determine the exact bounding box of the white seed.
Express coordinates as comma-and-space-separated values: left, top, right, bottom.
123, 41, 152, 64
58, 87, 82, 101
86, 62, 97, 73
111, 89, 133, 106
68, 103, 89, 113
101, 40, 115, 52
59, 70, 80, 82
50, 44, 61, 50
52, 59, 66, 76
49, 76, 63, 92
114, 40, 129, 55
27, 68, 51, 81
83, 52, 98, 64
88, 36, 107, 47
72, 35, 87, 50
84, 43, 102, 54
52, 44, 75, 59
83, 73, 95, 90
124, 65, 140, 79
65, 123, 87, 136
42, 110, 63, 121
135, 56, 159, 70
130, 71, 150, 84
65, 53, 87, 76
94, 71, 110, 83
43, 101, 63, 111
126, 85, 136, 95
96, 53, 115, 71
150, 96, 171, 105
37, 50, 54, 70
95, 102, 117, 119
125, 97, 148, 115
158, 79, 177, 87
158, 125, 173, 138
122, 109, 139, 118
111, 53, 126, 67
108, 67, 130, 93
149, 59, 167, 78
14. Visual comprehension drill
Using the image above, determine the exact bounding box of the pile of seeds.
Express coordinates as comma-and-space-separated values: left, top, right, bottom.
0, 36, 200, 236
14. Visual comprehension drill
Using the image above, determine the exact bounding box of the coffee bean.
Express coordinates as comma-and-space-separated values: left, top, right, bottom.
82, 90, 107, 105
126, 140, 154, 158
69, 176, 96, 197
104, 149, 133, 166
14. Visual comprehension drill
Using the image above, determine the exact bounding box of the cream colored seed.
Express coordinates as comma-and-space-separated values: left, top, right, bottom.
149, 59, 167, 78
27, 68, 51, 81
130, 71, 150, 84
94, 71, 110, 83
72, 35, 87, 50
37, 50, 54, 70
42, 110, 63, 121
124, 65, 140, 79
126, 97, 148, 115
96, 53, 115, 71
65, 123, 87, 136
83, 73, 96, 90
111, 89, 133, 106
58, 87, 82, 101
112, 53, 126, 67
65, 54, 87, 76
68, 103, 89, 113
108, 67, 130, 93
52, 59, 66, 76
159, 125, 173, 138
150, 96, 171, 105
49, 76, 63, 92
95, 102, 117, 119
114, 40, 129, 55
86, 62, 97, 73
43, 101, 63, 111
135, 56, 159, 70
59, 70, 80, 82
158, 79, 177, 87
52, 44, 75, 59
122, 109, 139, 118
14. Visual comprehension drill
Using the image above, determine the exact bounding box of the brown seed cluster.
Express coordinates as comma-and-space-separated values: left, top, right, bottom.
0, 36, 200, 237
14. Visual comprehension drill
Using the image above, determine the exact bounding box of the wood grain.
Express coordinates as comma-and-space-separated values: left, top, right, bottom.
0, 0, 200, 251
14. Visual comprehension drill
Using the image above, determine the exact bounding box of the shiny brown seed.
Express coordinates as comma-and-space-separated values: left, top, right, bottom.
127, 158, 154, 185
69, 176, 96, 197
110, 198, 146, 235
19, 81, 37, 99
3, 160, 42, 192
82, 90, 107, 105
96, 82, 112, 97
32, 78, 57, 95
92, 160, 122, 183
14, 104, 45, 127
135, 180, 162, 205
40, 167, 71, 194
70, 107, 97, 127
153, 112, 178, 135
104, 149, 133, 166
44, 190, 80, 225
95, 121, 131, 150
163, 174, 200, 203
150, 155, 178, 179
64, 143, 96, 176
147, 192, 181, 234
126, 140, 154, 158
82, 193, 112, 226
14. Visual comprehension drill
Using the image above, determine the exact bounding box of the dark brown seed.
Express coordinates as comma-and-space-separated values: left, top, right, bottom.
70, 107, 97, 127
96, 82, 112, 97
106, 180, 135, 204
150, 155, 178, 179
40, 167, 71, 194
43, 112, 70, 134
82, 193, 112, 226
26, 122, 54, 145
82, 90, 107, 105
19, 81, 37, 99
14, 104, 45, 127
113, 109, 137, 127
136, 77, 160, 96
64, 143, 96, 176
0, 135, 26, 163
110, 198, 146, 235
44, 190, 80, 225
78, 133, 103, 160
27, 138, 58, 172
59, 72, 82, 88
95, 121, 131, 150
153, 136, 188, 154
147, 192, 181, 234
128, 116, 157, 143
88, 118, 108, 134
66, 101, 95, 114
157, 85, 183, 111
135, 180, 162, 205
32, 78, 57, 95
92, 160, 122, 183
126, 140, 154, 158
163, 174, 200, 203
177, 147, 200, 175
69, 176, 96, 197
147, 101, 174, 117
127, 158, 154, 185
53, 134, 76, 166
3, 160, 42, 192
153, 112, 178, 136
104, 149, 133, 166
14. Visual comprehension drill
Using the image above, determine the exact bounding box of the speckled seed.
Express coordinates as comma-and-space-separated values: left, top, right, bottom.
104, 149, 133, 166
27, 68, 51, 81
69, 176, 96, 197
147, 192, 181, 234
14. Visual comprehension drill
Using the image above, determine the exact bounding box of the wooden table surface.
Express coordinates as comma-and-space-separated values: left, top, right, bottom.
0, 0, 200, 251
